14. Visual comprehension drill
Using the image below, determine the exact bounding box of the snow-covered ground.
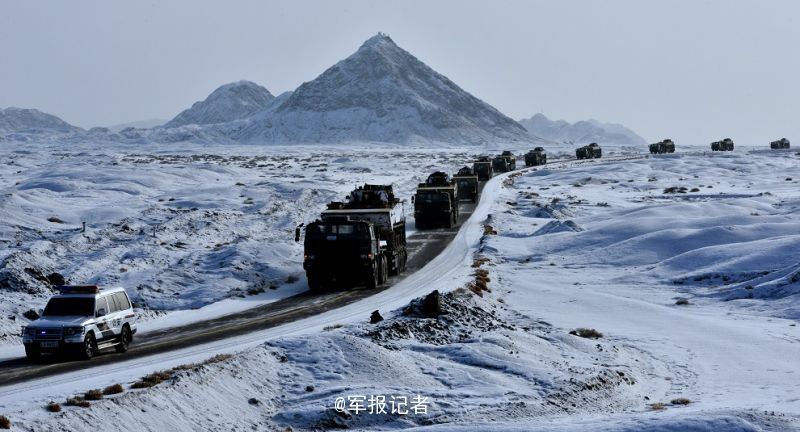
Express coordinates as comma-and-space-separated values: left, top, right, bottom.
0, 142, 502, 346
1, 145, 799, 431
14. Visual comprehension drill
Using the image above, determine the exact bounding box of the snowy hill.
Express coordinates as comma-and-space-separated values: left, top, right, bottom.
232, 33, 532, 145
107, 118, 167, 132
519, 113, 646, 146
0, 107, 83, 134
164, 81, 275, 128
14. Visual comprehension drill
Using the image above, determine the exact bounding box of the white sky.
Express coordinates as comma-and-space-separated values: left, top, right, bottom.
1, 0, 798, 144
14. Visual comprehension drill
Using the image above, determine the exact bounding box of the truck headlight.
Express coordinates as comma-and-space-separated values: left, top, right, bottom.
64, 326, 84, 336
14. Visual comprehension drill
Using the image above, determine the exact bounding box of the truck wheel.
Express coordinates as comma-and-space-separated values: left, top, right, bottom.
24, 345, 41, 361
366, 266, 378, 290
307, 276, 321, 293
115, 325, 132, 353
80, 333, 97, 360
377, 257, 386, 285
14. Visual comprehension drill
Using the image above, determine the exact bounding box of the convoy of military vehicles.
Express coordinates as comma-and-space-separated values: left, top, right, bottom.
294, 134, 797, 292
295, 149, 549, 290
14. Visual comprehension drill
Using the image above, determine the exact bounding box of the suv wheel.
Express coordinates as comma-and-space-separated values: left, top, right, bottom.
115, 325, 132, 353
81, 333, 97, 360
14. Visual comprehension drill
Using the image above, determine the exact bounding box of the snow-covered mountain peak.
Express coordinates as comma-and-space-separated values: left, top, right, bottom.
164, 80, 275, 128
239, 34, 533, 144
359, 32, 395, 49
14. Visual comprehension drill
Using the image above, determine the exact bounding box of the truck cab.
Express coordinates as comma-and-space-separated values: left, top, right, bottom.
302, 218, 386, 291
473, 157, 494, 181
298, 184, 407, 292
414, 189, 456, 229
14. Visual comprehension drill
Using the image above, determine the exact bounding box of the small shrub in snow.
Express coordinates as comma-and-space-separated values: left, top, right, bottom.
131, 371, 173, 389
286, 274, 299, 284
305, 385, 315, 392
675, 298, 690, 306
46, 401, 61, 412
84, 389, 104, 401
65, 397, 91, 408
103, 384, 124, 395
47, 216, 64, 223
483, 225, 497, 235
471, 256, 490, 268
569, 328, 603, 339
0, 415, 9, 429
671, 397, 692, 405
648, 403, 666, 411
323, 323, 344, 331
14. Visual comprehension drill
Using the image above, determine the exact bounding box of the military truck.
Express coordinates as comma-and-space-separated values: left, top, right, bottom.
576, 143, 602, 159
414, 172, 459, 229
770, 138, 790, 149
492, 155, 510, 173
524, 147, 547, 166
500, 151, 517, 170
473, 156, 494, 181
711, 138, 734, 151
452, 166, 479, 203
297, 184, 407, 291
649, 139, 676, 154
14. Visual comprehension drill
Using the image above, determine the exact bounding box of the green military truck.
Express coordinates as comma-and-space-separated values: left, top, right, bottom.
649, 139, 675, 154
473, 156, 494, 181
297, 184, 407, 291
711, 138, 734, 151
770, 138, 790, 150
576, 143, 602, 159
524, 147, 547, 166
414, 172, 459, 229
452, 166, 478, 203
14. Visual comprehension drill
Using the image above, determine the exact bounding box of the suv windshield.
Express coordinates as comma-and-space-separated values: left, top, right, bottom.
43, 297, 95, 317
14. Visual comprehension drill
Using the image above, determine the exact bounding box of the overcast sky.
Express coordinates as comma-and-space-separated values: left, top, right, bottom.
1, 0, 798, 144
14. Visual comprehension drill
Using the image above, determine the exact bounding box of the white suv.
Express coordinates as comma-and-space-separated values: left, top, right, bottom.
22, 285, 138, 360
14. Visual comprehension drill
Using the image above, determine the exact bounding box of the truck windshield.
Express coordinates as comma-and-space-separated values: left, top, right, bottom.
307, 223, 369, 240
43, 297, 95, 317
417, 193, 449, 202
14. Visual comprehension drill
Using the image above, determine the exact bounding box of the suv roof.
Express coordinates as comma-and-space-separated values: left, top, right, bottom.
55, 285, 127, 298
